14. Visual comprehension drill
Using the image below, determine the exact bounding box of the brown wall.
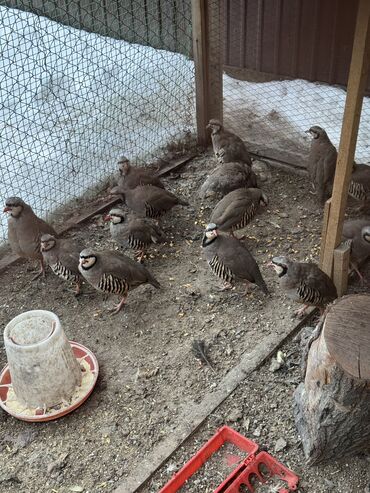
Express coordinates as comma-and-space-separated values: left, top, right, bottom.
223, 0, 368, 89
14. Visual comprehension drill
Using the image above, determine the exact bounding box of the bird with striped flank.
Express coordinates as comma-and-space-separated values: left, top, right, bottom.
269, 256, 337, 317
207, 119, 253, 166
40, 234, 82, 295
104, 208, 166, 262
202, 223, 268, 295
209, 188, 268, 237
342, 218, 370, 285
122, 185, 188, 219
199, 161, 258, 200
78, 248, 160, 314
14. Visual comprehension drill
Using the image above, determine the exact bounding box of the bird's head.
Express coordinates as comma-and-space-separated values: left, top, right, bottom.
3, 197, 26, 217
268, 256, 290, 277
202, 223, 218, 247
362, 225, 370, 243
79, 248, 97, 270
118, 155, 130, 176
40, 234, 56, 252
306, 125, 327, 140
104, 208, 125, 225
206, 119, 222, 134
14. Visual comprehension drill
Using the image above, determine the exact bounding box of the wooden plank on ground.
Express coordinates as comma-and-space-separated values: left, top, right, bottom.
155, 153, 196, 177
114, 309, 317, 493
321, 0, 370, 277
333, 242, 351, 296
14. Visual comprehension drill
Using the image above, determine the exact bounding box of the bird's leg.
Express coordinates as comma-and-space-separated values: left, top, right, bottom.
243, 281, 253, 296
229, 231, 245, 240
74, 279, 82, 296
110, 293, 128, 315
135, 249, 145, 263
294, 304, 310, 318
32, 259, 46, 280
353, 265, 366, 286
217, 282, 233, 291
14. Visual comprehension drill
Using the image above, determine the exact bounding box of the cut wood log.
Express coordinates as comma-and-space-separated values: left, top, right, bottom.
294, 294, 370, 465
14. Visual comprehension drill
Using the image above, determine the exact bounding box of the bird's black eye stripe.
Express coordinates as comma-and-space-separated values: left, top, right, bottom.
80, 255, 91, 259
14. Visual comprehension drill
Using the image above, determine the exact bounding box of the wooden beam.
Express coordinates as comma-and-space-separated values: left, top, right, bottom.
321, 0, 370, 277
206, 0, 223, 124
319, 199, 331, 268
191, 0, 223, 147
333, 242, 351, 297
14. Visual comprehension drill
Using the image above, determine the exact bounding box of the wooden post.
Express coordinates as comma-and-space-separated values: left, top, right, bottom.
321, 0, 370, 280
333, 243, 350, 297
191, 0, 223, 147
319, 198, 331, 268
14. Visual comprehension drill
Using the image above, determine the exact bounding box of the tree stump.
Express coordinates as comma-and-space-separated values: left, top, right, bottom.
294, 294, 370, 465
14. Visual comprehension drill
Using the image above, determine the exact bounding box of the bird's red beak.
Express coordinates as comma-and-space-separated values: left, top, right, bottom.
103, 214, 112, 222
3, 206, 10, 213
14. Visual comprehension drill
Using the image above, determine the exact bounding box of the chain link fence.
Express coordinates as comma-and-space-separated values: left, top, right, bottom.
216, 0, 370, 169
0, 0, 195, 243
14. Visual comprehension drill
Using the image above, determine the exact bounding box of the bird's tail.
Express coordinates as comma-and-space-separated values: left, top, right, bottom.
256, 274, 269, 295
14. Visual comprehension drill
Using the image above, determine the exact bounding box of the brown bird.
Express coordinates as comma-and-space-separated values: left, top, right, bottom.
78, 248, 160, 314
348, 163, 370, 211
202, 223, 268, 294
207, 119, 253, 166
105, 208, 166, 262
40, 234, 82, 294
269, 256, 337, 317
210, 188, 268, 236
342, 218, 370, 284
306, 126, 337, 204
199, 162, 258, 200
122, 185, 188, 219
4, 196, 57, 278
111, 155, 164, 194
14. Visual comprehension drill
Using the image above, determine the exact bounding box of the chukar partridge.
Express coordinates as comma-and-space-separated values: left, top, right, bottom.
122, 185, 188, 219
306, 126, 337, 204
210, 188, 268, 236
348, 163, 370, 211
207, 119, 253, 166
4, 196, 57, 278
112, 155, 164, 192
342, 218, 370, 284
78, 248, 160, 314
269, 256, 337, 317
202, 223, 268, 294
200, 162, 258, 199
105, 208, 166, 262
40, 234, 82, 294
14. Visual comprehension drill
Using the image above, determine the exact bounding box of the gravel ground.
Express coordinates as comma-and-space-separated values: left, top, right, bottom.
0, 151, 368, 493
144, 331, 370, 493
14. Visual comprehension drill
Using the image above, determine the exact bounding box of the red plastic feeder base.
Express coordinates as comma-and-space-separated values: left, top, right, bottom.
160, 426, 299, 493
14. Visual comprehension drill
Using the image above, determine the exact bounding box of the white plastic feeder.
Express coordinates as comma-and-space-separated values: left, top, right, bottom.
3, 310, 82, 409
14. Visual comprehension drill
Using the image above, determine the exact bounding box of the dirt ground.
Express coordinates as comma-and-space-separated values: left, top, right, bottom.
0, 151, 368, 493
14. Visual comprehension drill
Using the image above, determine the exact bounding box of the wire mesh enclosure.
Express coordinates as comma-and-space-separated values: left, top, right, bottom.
204, 0, 370, 168
0, 0, 195, 243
